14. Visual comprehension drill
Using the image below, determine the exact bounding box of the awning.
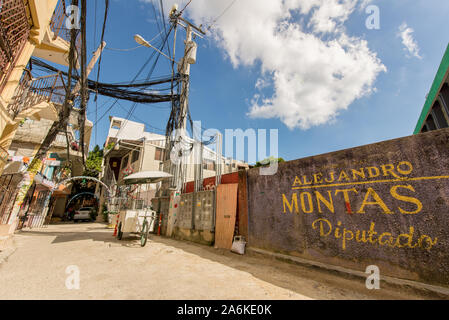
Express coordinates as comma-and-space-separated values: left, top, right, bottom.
123, 171, 172, 185
53, 184, 71, 196
34, 173, 56, 190
1, 161, 26, 176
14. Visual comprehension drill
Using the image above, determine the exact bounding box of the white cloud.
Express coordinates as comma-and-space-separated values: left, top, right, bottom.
397, 22, 422, 59
141, 0, 386, 130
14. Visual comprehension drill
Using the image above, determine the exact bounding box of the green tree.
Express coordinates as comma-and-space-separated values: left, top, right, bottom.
254, 156, 285, 168
83, 145, 104, 177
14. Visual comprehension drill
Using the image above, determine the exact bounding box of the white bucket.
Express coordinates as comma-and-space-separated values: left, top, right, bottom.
231, 236, 246, 255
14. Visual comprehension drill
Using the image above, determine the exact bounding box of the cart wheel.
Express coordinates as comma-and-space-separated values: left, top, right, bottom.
117, 222, 123, 240
140, 220, 149, 247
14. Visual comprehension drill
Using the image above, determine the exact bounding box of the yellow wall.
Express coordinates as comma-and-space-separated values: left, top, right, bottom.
0, 0, 71, 176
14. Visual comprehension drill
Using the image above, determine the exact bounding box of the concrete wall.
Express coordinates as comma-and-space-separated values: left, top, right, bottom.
141, 143, 163, 172
247, 128, 449, 287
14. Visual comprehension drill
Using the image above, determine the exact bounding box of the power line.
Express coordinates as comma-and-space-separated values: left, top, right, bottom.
207, 0, 238, 31
111, 24, 174, 140
105, 45, 143, 52
179, 0, 192, 15
116, 101, 166, 133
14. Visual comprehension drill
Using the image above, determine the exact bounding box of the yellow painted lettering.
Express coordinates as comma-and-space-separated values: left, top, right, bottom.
315, 191, 334, 213
282, 193, 299, 214
367, 167, 380, 178
313, 173, 323, 184
300, 192, 314, 213
324, 172, 335, 183
390, 185, 423, 214
351, 168, 366, 180
357, 188, 393, 214
292, 176, 302, 187
396, 161, 413, 175
312, 218, 332, 237
338, 170, 350, 182
381, 164, 401, 178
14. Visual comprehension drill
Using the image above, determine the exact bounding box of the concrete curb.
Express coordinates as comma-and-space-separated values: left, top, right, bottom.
246, 247, 449, 299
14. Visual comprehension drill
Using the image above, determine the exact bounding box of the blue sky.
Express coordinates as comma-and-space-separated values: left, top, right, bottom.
83, 0, 449, 163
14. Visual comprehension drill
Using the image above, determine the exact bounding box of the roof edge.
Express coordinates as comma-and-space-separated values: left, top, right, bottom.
414, 43, 449, 134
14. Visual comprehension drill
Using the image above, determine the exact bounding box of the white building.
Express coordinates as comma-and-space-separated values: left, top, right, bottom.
98, 117, 247, 213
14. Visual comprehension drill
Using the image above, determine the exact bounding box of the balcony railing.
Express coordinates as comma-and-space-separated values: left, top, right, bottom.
7, 70, 66, 119
50, 0, 80, 49
0, 144, 8, 163
0, 0, 31, 93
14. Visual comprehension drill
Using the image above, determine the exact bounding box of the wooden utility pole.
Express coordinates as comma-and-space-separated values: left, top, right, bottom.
77, 40, 106, 165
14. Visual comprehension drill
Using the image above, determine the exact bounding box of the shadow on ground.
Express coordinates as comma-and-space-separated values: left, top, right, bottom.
147, 236, 443, 300
15, 224, 442, 300
16, 223, 144, 248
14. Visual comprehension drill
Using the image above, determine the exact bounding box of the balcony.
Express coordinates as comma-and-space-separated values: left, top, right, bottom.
0, 0, 31, 93
50, 0, 73, 44
28, 0, 79, 67
7, 70, 65, 119
0, 145, 8, 164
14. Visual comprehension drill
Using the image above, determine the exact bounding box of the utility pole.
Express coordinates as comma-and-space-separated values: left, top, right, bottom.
73, 41, 106, 95
178, 24, 192, 133
168, 7, 205, 191
77, 41, 106, 166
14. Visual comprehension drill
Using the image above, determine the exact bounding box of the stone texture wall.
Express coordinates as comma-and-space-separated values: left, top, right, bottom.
247, 128, 449, 286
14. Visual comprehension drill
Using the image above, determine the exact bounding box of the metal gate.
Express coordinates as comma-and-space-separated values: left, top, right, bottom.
0, 174, 20, 224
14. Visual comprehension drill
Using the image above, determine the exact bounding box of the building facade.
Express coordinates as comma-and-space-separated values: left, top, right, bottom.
0, 110, 92, 228
414, 44, 449, 133
98, 117, 248, 215
0, 0, 76, 242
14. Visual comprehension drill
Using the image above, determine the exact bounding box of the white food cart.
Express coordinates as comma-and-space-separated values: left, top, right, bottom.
115, 171, 172, 247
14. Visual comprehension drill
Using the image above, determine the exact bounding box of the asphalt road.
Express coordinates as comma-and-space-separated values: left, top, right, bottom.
0, 223, 437, 300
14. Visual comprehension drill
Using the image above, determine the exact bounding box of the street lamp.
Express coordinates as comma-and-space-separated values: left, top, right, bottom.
134, 34, 151, 48
133, 34, 177, 64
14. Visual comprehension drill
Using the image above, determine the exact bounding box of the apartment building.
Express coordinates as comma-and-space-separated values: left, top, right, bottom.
0, 110, 93, 226
0, 0, 77, 240
0, 1, 76, 174
98, 117, 248, 213
414, 44, 449, 134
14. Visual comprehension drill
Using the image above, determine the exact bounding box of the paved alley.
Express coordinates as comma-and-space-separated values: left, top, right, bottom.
0, 223, 439, 300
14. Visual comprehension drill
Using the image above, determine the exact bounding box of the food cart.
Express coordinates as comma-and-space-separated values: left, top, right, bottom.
115, 171, 172, 247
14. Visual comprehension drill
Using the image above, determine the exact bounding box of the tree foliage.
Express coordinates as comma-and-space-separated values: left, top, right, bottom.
84, 145, 104, 177
254, 156, 285, 167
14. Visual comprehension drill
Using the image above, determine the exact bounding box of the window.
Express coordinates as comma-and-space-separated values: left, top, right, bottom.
203, 159, 215, 171
432, 102, 449, 129
131, 150, 140, 163
426, 114, 437, 131
154, 147, 164, 161
441, 84, 449, 113
111, 120, 121, 130
8, 148, 18, 157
